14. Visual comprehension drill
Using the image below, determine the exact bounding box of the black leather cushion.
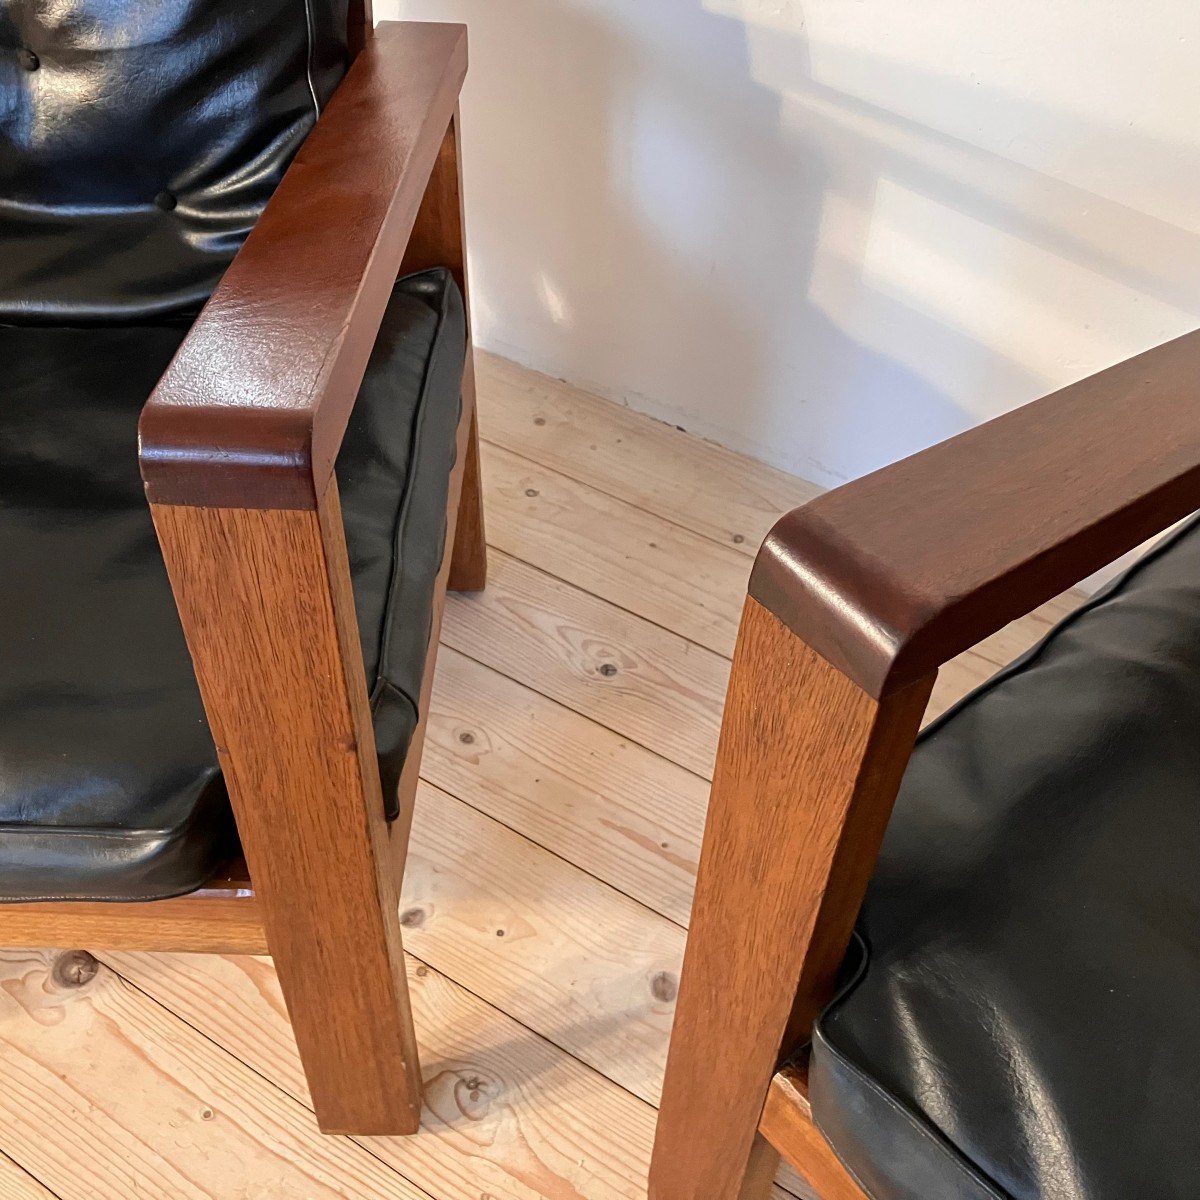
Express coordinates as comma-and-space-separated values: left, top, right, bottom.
0, 268, 464, 901
810, 517, 1200, 1199
0, 0, 348, 322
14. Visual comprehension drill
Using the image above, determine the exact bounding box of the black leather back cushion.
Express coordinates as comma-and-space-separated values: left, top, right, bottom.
0, 0, 349, 321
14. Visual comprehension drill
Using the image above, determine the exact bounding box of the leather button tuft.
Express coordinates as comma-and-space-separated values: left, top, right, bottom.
17, 47, 39, 71
153, 190, 178, 212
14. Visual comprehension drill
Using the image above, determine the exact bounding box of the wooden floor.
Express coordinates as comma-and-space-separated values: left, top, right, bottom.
0, 353, 1083, 1200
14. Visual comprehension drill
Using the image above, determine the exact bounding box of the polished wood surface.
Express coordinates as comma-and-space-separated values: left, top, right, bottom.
401, 110, 488, 593
401, 110, 468, 295
0, 863, 266, 955
139, 21, 469, 510
752, 328, 1200, 697
740, 1138, 788, 1200
450, 404, 488, 590
760, 1068, 866, 1200
151, 482, 421, 1134
651, 598, 932, 1200
348, 0, 374, 58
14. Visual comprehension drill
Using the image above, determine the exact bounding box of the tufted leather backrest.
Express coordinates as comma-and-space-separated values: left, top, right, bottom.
0, 0, 349, 322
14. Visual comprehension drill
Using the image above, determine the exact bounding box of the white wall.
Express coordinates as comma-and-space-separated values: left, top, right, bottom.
379, 0, 1200, 490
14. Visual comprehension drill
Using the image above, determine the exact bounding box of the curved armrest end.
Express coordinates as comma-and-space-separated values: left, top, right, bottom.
139, 397, 319, 510
750, 506, 931, 698
140, 21, 468, 511
751, 327, 1200, 698
748, 504, 907, 696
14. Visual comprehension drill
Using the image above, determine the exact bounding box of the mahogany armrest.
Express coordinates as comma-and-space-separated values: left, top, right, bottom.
139, 21, 468, 510
751, 329, 1200, 697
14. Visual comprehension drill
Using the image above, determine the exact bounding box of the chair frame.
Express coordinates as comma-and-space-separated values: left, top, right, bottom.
0, 11, 485, 1137
650, 329, 1200, 1198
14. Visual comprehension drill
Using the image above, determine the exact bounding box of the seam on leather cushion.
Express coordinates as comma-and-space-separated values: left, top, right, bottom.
0, 822, 233, 904
369, 678, 420, 752
806, 934, 1008, 1200
370, 676, 419, 720
804, 1083, 886, 1200
811, 1023, 1009, 1199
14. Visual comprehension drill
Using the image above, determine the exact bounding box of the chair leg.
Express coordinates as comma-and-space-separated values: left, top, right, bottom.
398, 108, 486, 595
151, 479, 422, 1134
448, 366, 487, 592
650, 597, 932, 1200
738, 1136, 782, 1200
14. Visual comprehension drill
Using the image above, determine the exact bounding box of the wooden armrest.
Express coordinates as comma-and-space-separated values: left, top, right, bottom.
658, 334, 1200, 1197
139, 21, 468, 511
751, 329, 1200, 697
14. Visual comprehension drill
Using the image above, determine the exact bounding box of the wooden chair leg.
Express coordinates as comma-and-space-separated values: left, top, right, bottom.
650, 597, 933, 1200
738, 1136, 783, 1200
401, 108, 487, 594
151, 478, 421, 1135
760, 1068, 869, 1200
449, 367, 487, 591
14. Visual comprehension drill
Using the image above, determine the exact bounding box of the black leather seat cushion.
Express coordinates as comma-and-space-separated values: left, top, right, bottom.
810, 517, 1200, 1199
0, 268, 464, 901
0, 0, 348, 322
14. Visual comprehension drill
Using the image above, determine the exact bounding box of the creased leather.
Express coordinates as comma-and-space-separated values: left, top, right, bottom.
812, 514, 1200, 1199
0, 270, 465, 900
0, 0, 349, 322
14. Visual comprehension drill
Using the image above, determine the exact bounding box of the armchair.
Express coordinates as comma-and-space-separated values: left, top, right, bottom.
0, 2, 483, 1135
651, 333, 1200, 1198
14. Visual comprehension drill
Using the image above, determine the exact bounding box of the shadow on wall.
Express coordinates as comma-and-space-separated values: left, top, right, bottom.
386, 0, 1200, 486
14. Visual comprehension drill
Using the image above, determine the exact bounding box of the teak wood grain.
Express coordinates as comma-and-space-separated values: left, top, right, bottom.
0, 863, 265, 955
348, 0, 374, 59
759, 1067, 866, 1200
139, 21, 469, 510
150, 481, 422, 1134
450, 404, 488, 590
401, 109, 488, 593
132, 20, 478, 1134
133, 22, 479, 1134
752, 328, 1200, 697
650, 597, 932, 1200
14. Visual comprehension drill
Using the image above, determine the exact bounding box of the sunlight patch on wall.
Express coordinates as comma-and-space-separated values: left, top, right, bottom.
627, 89, 726, 262
701, 0, 805, 35
852, 178, 1166, 407
536, 272, 572, 327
